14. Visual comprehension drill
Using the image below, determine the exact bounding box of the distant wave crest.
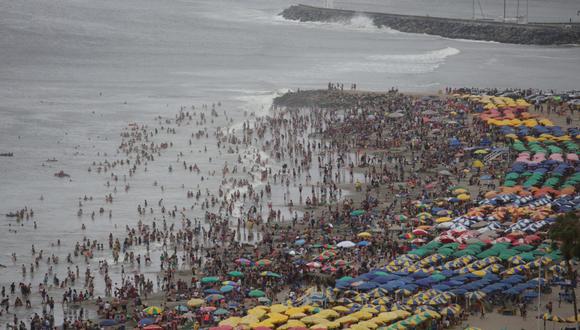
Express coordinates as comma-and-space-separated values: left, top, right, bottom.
336, 47, 460, 74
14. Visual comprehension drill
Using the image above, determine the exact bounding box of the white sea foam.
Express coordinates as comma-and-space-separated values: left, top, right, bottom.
272, 13, 400, 34
367, 47, 460, 62
335, 47, 460, 74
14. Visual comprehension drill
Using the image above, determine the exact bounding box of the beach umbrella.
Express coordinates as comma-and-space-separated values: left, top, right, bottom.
351, 210, 365, 216
256, 259, 272, 267
465, 291, 486, 300
457, 194, 471, 201
334, 260, 348, 267
249, 289, 266, 298
206, 294, 225, 302
187, 298, 204, 307
175, 305, 189, 312
337, 241, 356, 248
220, 285, 235, 293
307, 261, 322, 268
295, 239, 306, 246
202, 276, 220, 284
235, 258, 252, 266
261, 271, 283, 278
143, 306, 163, 316
144, 326, 164, 330
138, 318, 156, 327
228, 271, 244, 277
99, 319, 119, 327
214, 308, 230, 316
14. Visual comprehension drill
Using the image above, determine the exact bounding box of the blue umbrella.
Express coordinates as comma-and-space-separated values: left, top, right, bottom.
100, 320, 118, 327
523, 291, 539, 298
220, 285, 234, 293
295, 239, 306, 246
138, 318, 155, 327
384, 280, 407, 289
175, 305, 189, 312
358, 241, 371, 247
451, 288, 467, 295
416, 278, 436, 287
442, 280, 464, 287
204, 289, 221, 294
432, 284, 451, 291
358, 282, 379, 290
374, 276, 393, 284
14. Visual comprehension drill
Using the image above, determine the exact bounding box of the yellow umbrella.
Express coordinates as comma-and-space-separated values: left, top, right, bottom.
248, 308, 268, 318
187, 298, 204, 307
286, 320, 307, 328
267, 313, 289, 324
357, 232, 372, 238
270, 304, 288, 313
457, 194, 471, 201
332, 306, 350, 313
360, 307, 380, 315
302, 316, 328, 325
474, 149, 488, 155
349, 325, 369, 330
240, 316, 261, 325
377, 312, 400, 323
392, 310, 411, 318
220, 317, 242, 327
351, 311, 374, 320
436, 217, 452, 223
318, 309, 340, 319
336, 316, 358, 325
472, 160, 484, 168
289, 313, 308, 319
357, 321, 378, 329
286, 307, 308, 315
250, 321, 275, 329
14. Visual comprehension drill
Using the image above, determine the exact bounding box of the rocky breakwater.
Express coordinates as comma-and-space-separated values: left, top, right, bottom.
280, 4, 580, 45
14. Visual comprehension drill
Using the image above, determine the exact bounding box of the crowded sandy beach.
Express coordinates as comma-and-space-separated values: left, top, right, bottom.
0, 86, 578, 330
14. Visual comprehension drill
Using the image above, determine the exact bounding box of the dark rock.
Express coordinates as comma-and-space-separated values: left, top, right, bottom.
280, 5, 580, 45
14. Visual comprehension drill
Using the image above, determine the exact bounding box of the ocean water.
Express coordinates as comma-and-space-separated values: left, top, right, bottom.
0, 0, 579, 323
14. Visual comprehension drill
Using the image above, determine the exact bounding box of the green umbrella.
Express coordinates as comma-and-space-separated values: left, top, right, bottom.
228, 271, 244, 277
261, 271, 282, 278
430, 274, 447, 282
249, 289, 265, 298
213, 308, 229, 315
513, 244, 534, 252
201, 276, 220, 284
350, 210, 365, 216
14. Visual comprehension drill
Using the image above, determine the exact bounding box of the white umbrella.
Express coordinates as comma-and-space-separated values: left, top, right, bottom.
337, 241, 356, 248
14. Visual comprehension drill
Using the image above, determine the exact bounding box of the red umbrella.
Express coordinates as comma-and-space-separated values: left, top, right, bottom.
439, 235, 455, 243
524, 235, 541, 244
306, 262, 322, 268
210, 326, 233, 330
144, 326, 163, 330
254, 327, 272, 330
411, 238, 426, 244
412, 229, 429, 236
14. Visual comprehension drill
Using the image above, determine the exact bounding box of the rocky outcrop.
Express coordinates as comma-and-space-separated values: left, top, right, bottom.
281, 5, 580, 45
